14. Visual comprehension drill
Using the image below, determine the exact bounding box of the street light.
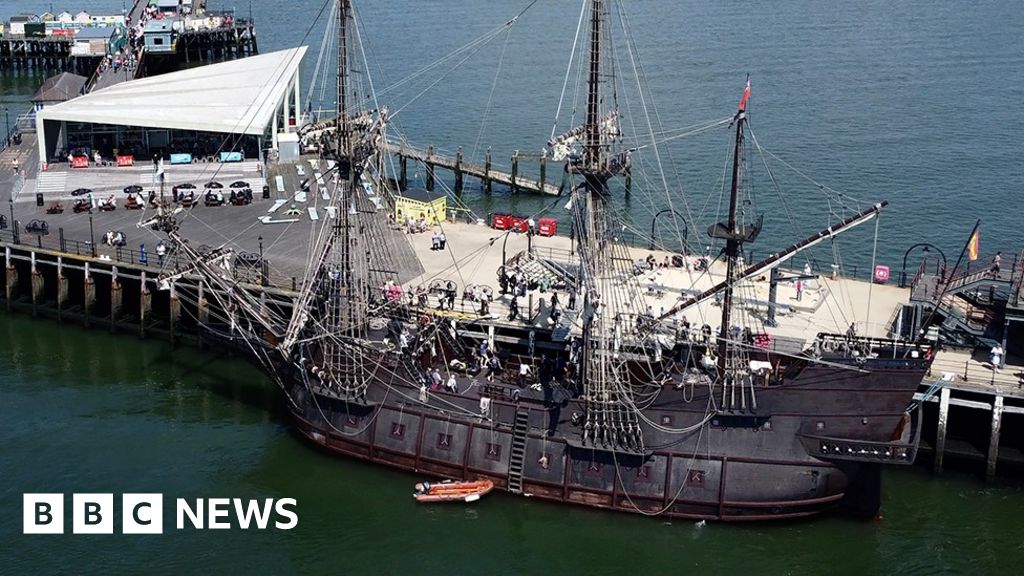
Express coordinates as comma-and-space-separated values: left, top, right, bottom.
900, 243, 947, 288
8, 196, 16, 244
649, 208, 686, 253
258, 235, 265, 284
88, 215, 96, 257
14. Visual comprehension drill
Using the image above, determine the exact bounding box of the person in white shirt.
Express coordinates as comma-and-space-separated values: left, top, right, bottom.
991, 344, 1004, 370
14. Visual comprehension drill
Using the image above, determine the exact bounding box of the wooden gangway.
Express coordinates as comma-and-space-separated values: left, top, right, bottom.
379, 141, 562, 196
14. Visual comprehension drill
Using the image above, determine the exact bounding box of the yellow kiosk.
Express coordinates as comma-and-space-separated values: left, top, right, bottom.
394, 187, 447, 226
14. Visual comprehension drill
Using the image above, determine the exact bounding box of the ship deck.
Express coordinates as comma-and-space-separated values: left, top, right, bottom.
15, 155, 910, 352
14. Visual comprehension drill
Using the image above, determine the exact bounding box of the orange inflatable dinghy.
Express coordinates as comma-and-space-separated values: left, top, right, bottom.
414, 479, 494, 503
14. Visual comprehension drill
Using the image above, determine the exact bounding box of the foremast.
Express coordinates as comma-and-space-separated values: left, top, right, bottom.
564, 0, 642, 453
315, 0, 374, 399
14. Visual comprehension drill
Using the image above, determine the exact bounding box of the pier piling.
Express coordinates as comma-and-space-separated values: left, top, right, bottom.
399, 152, 408, 191
986, 395, 1004, 481
425, 145, 435, 191
56, 257, 67, 321
484, 149, 492, 193
169, 282, 181, 345
140, 272, 151, 338
5, 247, 16, 313
511, 151, 519, 194
30, 251, 42, 318
934, 386, 952, 473
110, 267, 122, 331
83, 263, 94, 328
455, 147, 464, 193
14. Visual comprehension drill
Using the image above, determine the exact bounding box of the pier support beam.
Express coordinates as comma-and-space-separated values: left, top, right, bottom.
83, 262, 94, 328
399, 152, 408, 191
197, 283, 210, 325
454, 147, 464, 193
986, 395, 1004, 481
511, 150, 519, 194
30, 251, 43, 318
169, 282, 181, 345
539, 154, 546, 193
484, 148, 492, 193
934, 386, 951, 473
56, 256, 68, 322
140, 272, 151, 338
425, 145, 435, 191
5, 246, 17, 312
110, 267, 122, 331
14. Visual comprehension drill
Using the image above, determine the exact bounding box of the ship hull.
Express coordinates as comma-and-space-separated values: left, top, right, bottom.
281, 350, 927, 522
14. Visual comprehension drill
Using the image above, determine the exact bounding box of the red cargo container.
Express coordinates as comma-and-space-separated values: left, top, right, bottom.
509, 217, 528, 233
492, 214, 511, 230
538, 217, 557, 237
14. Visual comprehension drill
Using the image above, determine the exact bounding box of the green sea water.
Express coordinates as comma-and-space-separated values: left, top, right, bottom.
0, 314, 1022, 574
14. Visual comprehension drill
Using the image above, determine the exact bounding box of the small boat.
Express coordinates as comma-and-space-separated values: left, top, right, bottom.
413, 479, 493, 503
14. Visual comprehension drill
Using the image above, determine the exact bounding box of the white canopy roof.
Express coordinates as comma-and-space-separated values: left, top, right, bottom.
37, 46, 307, 136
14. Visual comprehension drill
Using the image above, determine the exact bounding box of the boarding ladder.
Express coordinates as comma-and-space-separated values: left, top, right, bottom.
507, 407, 530, 494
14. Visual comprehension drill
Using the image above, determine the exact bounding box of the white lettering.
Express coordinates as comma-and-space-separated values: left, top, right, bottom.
274, 498, 298, 530
208, 498, 231, 529
176, 498, 203, 529
232, 498, 274, 529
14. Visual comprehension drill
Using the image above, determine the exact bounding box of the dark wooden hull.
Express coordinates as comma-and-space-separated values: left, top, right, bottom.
282, 351, 929, 522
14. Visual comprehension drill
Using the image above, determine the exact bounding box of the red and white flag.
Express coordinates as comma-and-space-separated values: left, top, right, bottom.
738, 76, 751, 111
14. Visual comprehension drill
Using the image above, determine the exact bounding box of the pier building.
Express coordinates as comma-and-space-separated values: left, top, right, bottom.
34, 46, 307, 166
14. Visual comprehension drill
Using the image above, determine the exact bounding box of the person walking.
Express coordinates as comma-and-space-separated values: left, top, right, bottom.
795, 278, 803, 301
991, 343, 1004, 370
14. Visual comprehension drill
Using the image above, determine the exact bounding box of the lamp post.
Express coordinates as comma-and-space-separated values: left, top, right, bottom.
2, 106, 10, 149
8, 196, 16, 244
258, 235, 265, 284
88, 215, 96, 257
491, 232, 512, 294
900, 243, 947, 287
649, 208, 686, 253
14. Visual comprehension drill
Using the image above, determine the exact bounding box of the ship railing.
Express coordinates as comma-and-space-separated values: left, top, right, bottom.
1011, 249, 1024, 308
814, 332, 932, 358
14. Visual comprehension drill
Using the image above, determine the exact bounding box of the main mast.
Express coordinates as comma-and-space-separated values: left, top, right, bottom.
319, 0, 366, 396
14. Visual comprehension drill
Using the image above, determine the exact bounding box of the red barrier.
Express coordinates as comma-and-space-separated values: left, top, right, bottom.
116, 155, 135, 167
492, 214, 511, 230
538, 217, 557, 237
70, 155, 89, 169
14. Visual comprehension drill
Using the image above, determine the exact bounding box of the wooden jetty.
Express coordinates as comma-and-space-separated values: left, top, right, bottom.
380, 141, 563, 196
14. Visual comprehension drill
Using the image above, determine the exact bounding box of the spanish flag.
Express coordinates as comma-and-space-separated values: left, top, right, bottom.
967, 228, 980, 261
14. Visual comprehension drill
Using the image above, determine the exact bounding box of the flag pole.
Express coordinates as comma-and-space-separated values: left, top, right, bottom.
915, 219, 980, 343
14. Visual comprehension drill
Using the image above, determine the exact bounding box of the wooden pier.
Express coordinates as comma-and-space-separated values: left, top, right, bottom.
381, 142, 563, 196
0, 0, 256, 80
